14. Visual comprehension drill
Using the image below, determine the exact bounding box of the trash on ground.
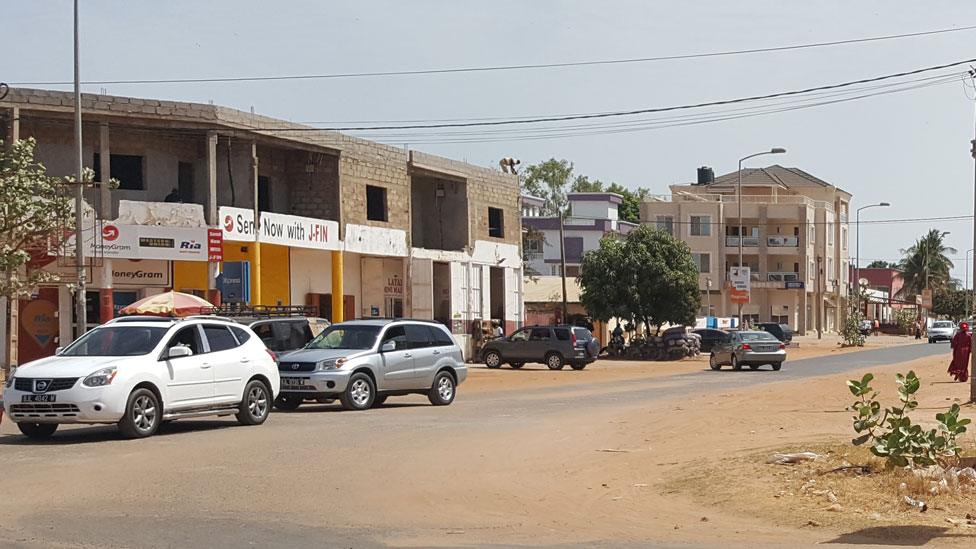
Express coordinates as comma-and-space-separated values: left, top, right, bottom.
904, 496, 928, 512
768, 452, 821, 465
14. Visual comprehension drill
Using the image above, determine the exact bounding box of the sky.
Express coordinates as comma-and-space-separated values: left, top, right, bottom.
4, 1, 976, 283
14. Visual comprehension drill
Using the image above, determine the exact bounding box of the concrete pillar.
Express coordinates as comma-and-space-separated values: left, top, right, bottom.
98, 123, 113, 323
331, 250, 344, 322
206, 131, 219, 302
250, 142, 262, 305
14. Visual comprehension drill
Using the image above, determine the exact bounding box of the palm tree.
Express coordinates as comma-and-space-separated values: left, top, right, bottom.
897, 229, 956, 298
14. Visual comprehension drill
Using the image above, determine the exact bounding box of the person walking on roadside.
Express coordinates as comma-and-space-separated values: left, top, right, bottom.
948, 322, 971, 382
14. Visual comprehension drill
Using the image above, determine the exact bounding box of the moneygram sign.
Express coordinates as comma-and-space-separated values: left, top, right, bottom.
66, 224, 209, 261
219, 206, 339, 251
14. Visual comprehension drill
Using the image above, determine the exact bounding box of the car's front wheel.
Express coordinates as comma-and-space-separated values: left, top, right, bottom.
428, 371, 456, 406
17, 422, 58, 440
484, 351, 502, 369
340, 372, 375, 411
118, 388, 161, 439
236, 380, 271, 426
274, 394, 303, 411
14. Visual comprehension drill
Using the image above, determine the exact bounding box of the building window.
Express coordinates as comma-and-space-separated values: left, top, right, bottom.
488, 207, 504, 238
827, 222, 834, 246
692, 252, 710, 273
366, 185, 388, 222
690, 215, 711, 236
524, 236, 543, 254
93, 153, 144, 191
841, 227, 848, 250
656, 215, 674, 235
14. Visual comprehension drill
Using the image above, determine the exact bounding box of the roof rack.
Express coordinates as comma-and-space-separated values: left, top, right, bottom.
107, 316, 180, 324
203, 304, 320, 318
351, 317, 445, 324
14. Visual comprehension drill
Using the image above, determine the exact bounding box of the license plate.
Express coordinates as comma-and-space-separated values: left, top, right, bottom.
22, 394, 56, 403
281, 378, 313, 390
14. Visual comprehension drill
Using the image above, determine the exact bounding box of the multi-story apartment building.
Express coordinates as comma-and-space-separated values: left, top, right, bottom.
521, 192, 637, 276
1, 88, 523, 365
640, 165, 852, 334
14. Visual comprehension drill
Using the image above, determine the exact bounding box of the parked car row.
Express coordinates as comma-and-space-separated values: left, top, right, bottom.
2, 316, 467, 440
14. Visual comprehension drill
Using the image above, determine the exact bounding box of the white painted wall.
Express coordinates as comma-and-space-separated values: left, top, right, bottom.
411, 257, 433, 319
289, 248, 334, 305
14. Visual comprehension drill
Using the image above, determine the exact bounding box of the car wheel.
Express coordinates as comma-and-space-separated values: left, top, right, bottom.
17, 422, 58, 439
928, 338, 934, 344
570, 362, 586, 370
340, 372, 375, 411
509, 362, 524, 369
315, 397, 335, 404
428, 371, 456, 406
236, 380, 271, 426
118, 388, 161, 439
731, 356, 742, 371
484, 351, 502, 369
274, 394, 303, 411
545, 352, 565, 370
772, 362, 783, 371
749, 364, 760, 371
709, 354, 721, 371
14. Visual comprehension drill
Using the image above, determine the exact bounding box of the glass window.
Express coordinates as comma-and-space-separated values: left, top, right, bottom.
270, 320, 313, 352
690, 216, 711, 236
230, 326, 251, 344
382, 326, 409, 350
510, 329, 531, 342
692, 253, 710, 273
366, 185, 388, 222
252, 323, 275, 349
530, 328, 552, 341
306, 325, 381, 350
428, 326, 455, 346
554, 328, 572, 341
488, 207, 505, 238
656, 215, 674, 235
741, 332, 778, 342
572, 327, 592, 341
405, 324, 432, 349
167, 326, 203, 355
61, 326, 167, 357
204, 325, 239, 352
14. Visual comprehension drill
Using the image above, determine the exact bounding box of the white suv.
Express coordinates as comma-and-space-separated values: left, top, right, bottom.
2, 316, 280, 439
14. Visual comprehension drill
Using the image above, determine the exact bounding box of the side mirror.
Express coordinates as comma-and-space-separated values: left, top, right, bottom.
54, 347, 63, 356
167, 345, 193, 359
381, 341, 396, 353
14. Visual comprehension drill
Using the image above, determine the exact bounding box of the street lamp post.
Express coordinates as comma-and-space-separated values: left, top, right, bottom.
854, 202, 891, 314
706, 277, 712, 319
737, 148, 786, 327
967, 248, 974, 319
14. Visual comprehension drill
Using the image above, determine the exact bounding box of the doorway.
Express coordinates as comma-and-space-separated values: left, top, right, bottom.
432, 262, 451, 325
489, 267, 505, 322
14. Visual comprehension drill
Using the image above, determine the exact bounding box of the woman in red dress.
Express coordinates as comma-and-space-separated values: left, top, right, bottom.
948, 322, 971, 382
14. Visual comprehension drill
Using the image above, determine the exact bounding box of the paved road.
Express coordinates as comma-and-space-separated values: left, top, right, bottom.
0, 342, 949, 549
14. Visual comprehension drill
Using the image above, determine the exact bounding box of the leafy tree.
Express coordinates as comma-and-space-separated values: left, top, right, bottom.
897, 229, 956, 297
933, 287, 968, 320
865, 260, 896, 269
579, 225, 700, 333
0, 138, 75, 299
570, 174, 604, 193
607, 183, 650, 224
521, 158, 574, 216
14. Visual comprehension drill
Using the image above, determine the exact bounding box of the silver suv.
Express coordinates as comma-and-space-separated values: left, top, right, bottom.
273, 319, 467, 411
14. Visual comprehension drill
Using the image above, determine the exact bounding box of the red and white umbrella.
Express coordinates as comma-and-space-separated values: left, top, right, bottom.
119, 291, 213, 317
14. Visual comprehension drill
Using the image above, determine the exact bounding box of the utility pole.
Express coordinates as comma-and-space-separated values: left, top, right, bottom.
73, 0, 87, 338
558, 209, 568, 323
251, 142, 261, 306
970, 102, 976, 403
816, 255, 823, 339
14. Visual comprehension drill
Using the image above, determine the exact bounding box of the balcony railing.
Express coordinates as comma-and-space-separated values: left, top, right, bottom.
767, 235, 799, 247
767, 272, 800, 282
725, 236, 760, 247
647, 192, 834, 212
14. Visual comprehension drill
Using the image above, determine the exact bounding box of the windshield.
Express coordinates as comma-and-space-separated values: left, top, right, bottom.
933, 321, 954, 328
61, 326, 168, 356
305, 325, 381, 350
741, 332, 778, 342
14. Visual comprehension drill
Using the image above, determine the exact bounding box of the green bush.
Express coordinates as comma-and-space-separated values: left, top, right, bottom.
847, 371, 970, 468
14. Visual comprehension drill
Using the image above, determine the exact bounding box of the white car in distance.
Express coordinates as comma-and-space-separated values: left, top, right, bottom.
3, 316, 279, 439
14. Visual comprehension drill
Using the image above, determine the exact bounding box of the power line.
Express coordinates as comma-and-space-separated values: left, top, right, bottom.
10, 24, 976, 86
209, 58, 976, 132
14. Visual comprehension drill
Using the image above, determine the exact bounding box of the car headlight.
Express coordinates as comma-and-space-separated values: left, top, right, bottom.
83, 367, 118, 387
3, 369, 13, 389
316, 358, 347, 371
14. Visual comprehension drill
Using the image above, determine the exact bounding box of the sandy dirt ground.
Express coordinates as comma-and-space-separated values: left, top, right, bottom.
0, 340, 969, 548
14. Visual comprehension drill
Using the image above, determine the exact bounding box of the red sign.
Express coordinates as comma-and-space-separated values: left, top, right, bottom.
102, 224, 120, 241
208, 228, 223, 262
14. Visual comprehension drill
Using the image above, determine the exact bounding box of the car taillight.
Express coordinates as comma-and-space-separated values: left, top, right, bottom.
741, 343, 752, 351
571, 331, 577, 346
265, 349, 278, 363
779, 343, 786, 350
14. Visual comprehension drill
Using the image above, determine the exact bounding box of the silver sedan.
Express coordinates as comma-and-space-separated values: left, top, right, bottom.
709, 330, 786, 371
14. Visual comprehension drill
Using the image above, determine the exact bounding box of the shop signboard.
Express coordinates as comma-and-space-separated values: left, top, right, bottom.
219, 207, 339, 251
65, 223, 209, 261
207, 228, 223, 262
111, 259, 171, 287
785, 281, 805, 290
921, 288, 933, 309
218, 261, 251, 304
729, 266, 751, 304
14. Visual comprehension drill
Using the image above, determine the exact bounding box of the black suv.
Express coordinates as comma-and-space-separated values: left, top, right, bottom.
481, 325, 600, 370
757, 323, 793, 344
